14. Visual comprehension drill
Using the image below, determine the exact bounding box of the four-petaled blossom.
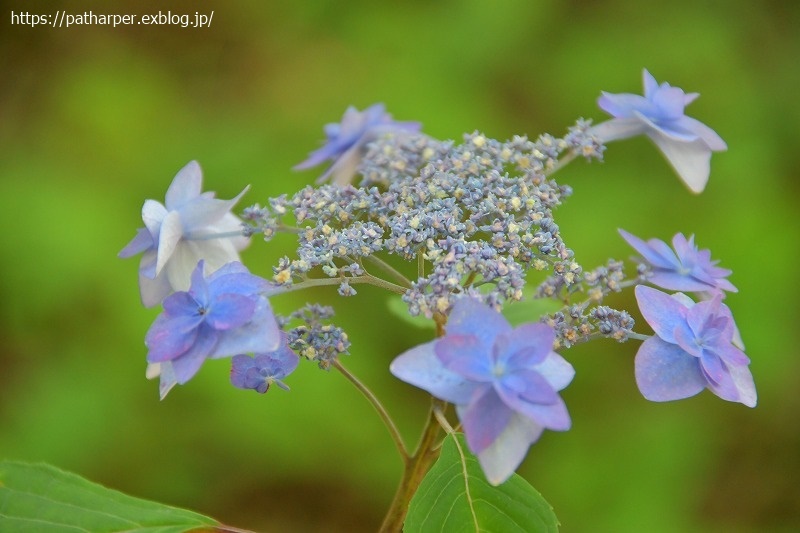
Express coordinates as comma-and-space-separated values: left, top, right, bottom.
634, 285, 756, 407
590, 69, 727, 193
230, 335, 300, 393
119, 161, 250, 307
146, 260, 281, 399
293, 103, 421, 186
390, 298, 574, 485
620, 229, 736, 296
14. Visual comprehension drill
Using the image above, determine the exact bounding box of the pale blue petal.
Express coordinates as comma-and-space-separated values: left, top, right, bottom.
597, 92, 651, 118
496, 379, 570, 431
170, 327, 219, 383
726, 362, 757, 407
679, 116, 727, 151
497, 369, 559, 406
642, 69, 658, 98
165, 161, 203, 210
390, 340, 478, 405
435, 335, 493, 382
648, 272, 715, 292
494, 323, 553, 370
635, 337, 706, 402
445, 298, 510, 348
119, 228, 154, 258
646, 131, 712, 193
145, 314, 203, 363
534, 351, 575, 391
700, 351, 726, 384
206, 293, 256, 330
589, 118, 648, 143
155, 210, 184, 276
138, 258, 173, 308
210, 297, 281, 358
619, 229, 676, 270
472, 411, 544, 486
208, 271, 269, 299
158, 362, 178, 400
635, 285, 688, 343
162, 291, 199, 317
461, 387, 513, 455
142, 200, 167, 237
164, 239, 241, 293
180, 186, 249, 234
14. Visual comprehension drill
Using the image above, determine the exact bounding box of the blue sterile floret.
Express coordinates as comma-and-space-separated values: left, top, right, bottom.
294, 103, 421, 186
145, 260, 280, 398
634, 285, 756, 407
590, 69, 727, 193
230, 334, 299, 393
390, 298, 574, 485
119, 161, 250, 307
619, 229, 736, 296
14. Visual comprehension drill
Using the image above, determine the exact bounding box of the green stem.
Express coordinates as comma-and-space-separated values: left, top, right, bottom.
333, 359, 408, 459
275, 274, 408, 295
545, 149, 579, 176
379, 398, 447, 533
365, 255, 414, 288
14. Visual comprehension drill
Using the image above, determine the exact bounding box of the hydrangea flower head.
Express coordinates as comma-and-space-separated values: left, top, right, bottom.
620, 229, 736, 295
591, 69, 727, 193
230, 335, 299, 393
390, 298, 574, 485
145, 260, 280, 398
119, 161, 250, 307
294, 103, 421, 186
634, 285, 755, 407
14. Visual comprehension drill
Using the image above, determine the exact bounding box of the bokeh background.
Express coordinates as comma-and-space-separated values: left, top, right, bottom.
2, 0, 798, 531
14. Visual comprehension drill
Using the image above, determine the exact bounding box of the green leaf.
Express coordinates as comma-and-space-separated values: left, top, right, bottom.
405, 434, 559, 533
0, 460, 219, 532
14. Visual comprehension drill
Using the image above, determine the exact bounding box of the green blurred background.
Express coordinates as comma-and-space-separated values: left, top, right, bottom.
2, 0, 798, 531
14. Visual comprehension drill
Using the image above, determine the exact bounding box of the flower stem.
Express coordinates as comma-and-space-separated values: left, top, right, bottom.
273, 274, 408, 295
364, 255, 414, 288
379, 397, 447, 532
333, 359, 408, 459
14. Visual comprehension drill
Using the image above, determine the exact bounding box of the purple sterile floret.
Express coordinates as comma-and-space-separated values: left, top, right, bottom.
145, 260, 281, 398
230, 335, 299, 393
590, 69, 727, 193
634, 285, 755, 407
390, 298, 574, 485
119, 161, 250, 307
294, 103, 421, 186
620, 229, 736, 295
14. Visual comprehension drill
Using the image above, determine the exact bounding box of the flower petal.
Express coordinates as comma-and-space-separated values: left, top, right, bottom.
635, 285, 688, 343
445, 298, 511, 348
461, 387, 513, 455
534, 351, 575, 391
155, 210, 184, 276
589, 118, 648, 143
646, 131, 713, 193
206, 293, 257, 330
145, 313, 203, 362
635, 337, 706, 402
435, 334, 493, 382
210, 297, 281, 358
390, 340, 478, 405
619, 229, 677, 270
494, 323, 554, 370
119, 228, 154, 258
165, 161, 203, 210
471, 411, 544, 486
